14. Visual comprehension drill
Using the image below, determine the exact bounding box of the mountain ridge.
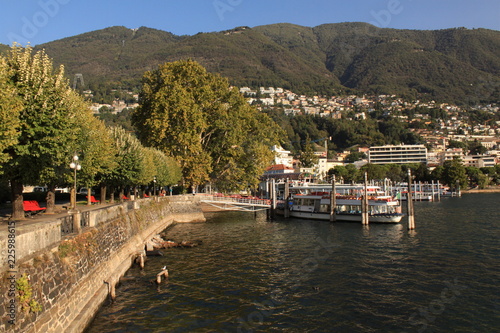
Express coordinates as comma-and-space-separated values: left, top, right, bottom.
2, 23, 499, 104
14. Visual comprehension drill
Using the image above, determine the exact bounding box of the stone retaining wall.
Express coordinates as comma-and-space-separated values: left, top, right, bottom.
0, 196, 205, 333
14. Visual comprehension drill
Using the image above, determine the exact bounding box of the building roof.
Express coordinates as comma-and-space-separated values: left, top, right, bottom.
265, 164, 294, 172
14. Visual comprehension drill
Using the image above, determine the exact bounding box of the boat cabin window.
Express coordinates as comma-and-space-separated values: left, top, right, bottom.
294, 198, 315, 206
319, 204, 330, 213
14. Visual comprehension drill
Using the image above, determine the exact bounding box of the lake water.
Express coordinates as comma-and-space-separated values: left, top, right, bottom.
85, 193, 499, 332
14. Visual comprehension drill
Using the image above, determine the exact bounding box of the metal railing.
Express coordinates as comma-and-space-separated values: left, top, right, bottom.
199, 194, 271, 207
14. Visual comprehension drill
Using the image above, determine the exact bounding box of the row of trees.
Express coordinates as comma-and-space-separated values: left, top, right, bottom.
328, 159, 500, 189
0, 47, 181, 219
1, 49, 285, 218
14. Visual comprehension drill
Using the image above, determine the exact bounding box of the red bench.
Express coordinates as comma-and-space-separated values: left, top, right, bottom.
122, 195, 129, 200
23, 200, 46, 216
87, 195, 100, 204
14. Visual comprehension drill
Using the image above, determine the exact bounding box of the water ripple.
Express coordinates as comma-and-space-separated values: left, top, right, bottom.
86, 194, 500, 333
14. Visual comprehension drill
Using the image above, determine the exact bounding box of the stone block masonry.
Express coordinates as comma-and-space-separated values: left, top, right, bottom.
0, 195, 205, 333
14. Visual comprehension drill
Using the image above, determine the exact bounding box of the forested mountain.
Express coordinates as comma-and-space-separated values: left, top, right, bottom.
0, 44, 9, 53
4, 23, 499, 104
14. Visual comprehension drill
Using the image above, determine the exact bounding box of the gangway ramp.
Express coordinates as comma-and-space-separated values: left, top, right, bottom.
199, 195, 271, 212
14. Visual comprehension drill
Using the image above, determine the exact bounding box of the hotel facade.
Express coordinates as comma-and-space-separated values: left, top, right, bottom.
368, 144, 428, 165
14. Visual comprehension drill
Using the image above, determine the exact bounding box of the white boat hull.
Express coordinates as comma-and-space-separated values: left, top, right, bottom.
288, 211, 403, 223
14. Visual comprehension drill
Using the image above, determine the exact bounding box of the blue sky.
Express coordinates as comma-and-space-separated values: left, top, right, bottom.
1, 0, 499, 46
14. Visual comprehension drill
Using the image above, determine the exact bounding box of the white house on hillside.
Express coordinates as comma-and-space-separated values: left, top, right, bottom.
272, 145, 293, 167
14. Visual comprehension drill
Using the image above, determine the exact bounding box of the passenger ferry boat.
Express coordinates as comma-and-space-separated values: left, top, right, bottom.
281, 184, 403, 223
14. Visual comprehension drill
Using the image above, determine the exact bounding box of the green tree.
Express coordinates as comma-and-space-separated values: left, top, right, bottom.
465, 167, 489, 189
0, 57, 22, 169
345, 151, 366, 163
448, 140, 467, 150
344, 164, 359, 183
132, 60, 284, 191
413, 163, 431, 182
442, 158, 468, 189
3, 47, 82, 217
430, 165, 444, 182
467, 140, 487, 155
385, 164, 404, 182
299, 135, 319, 168
360, 163, 387, 181
104, 127, 144, 200
77, 114, 118, 204
328, 165, 349, 182
465, 167, 481, 188
151, 148, 182, 187
493, 165, 500, 185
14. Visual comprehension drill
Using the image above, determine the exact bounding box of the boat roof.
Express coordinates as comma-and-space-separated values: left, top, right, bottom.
289, 184, 382, 190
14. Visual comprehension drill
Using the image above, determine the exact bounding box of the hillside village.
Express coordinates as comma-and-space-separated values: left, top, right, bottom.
245, 86, 499, 179
86, 85, 499, 181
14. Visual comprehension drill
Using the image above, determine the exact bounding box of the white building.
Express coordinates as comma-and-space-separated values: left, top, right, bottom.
316, 158, 345, 180
271, 145, 293, 167
439, 148, 464, 164
368, 144, 428, 165
463, 155, 497, 168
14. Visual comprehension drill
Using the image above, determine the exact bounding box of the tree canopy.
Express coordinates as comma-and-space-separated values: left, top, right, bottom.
132, 59, 285, 192
1, 47, 87, 216
0, 57, 22, 168
0, 46, 183, 217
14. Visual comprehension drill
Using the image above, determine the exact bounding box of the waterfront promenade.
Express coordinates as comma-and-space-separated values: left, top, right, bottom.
0, 201, 111, 226
0, 195, 206, 333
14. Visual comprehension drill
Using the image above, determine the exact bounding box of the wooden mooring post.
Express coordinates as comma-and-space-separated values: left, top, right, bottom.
266, 180, 271, 220
437, 180, 441, 202
362, 172, 369, 225
407, 169, 415, 230
267, 179, 276, 220
156, 268, 169, 284
431, 180, 435, 201
284, 180, 290, 218
330, 175, 336, 222
137, 253, 145, 269
271, 178, 276, 219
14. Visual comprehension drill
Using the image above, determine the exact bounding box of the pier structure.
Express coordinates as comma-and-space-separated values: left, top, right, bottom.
198, 194, 271, 212
388, 180, 460, 202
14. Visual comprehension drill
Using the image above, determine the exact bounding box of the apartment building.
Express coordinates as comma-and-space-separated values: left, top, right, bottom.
368, 144, 428, 165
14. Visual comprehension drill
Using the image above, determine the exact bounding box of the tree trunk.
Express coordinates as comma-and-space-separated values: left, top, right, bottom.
100, 184, 106, 205
45, 185, 56, 214
87, 184, 92, 206
109, 186, 115, 204
10, 179, 24, 220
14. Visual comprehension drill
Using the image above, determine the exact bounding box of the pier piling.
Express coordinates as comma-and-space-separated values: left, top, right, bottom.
284, 180, 290, 218
138, 253, 145, 269
156, 269, 169, 284
330, 176, 336, 222
407, 169, 415, 230
362, 173, 369, 225
437, 180, 441, 201
271, 179, 276, 220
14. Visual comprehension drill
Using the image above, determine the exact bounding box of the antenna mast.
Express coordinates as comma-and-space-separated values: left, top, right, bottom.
73, 73, 85, 90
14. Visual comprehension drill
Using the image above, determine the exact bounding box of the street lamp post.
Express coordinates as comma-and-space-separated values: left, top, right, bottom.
153, 176, 157, 196
70, 154, 81, 209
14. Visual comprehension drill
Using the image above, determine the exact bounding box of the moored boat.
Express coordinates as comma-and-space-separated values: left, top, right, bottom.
280, 184, 403, 223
